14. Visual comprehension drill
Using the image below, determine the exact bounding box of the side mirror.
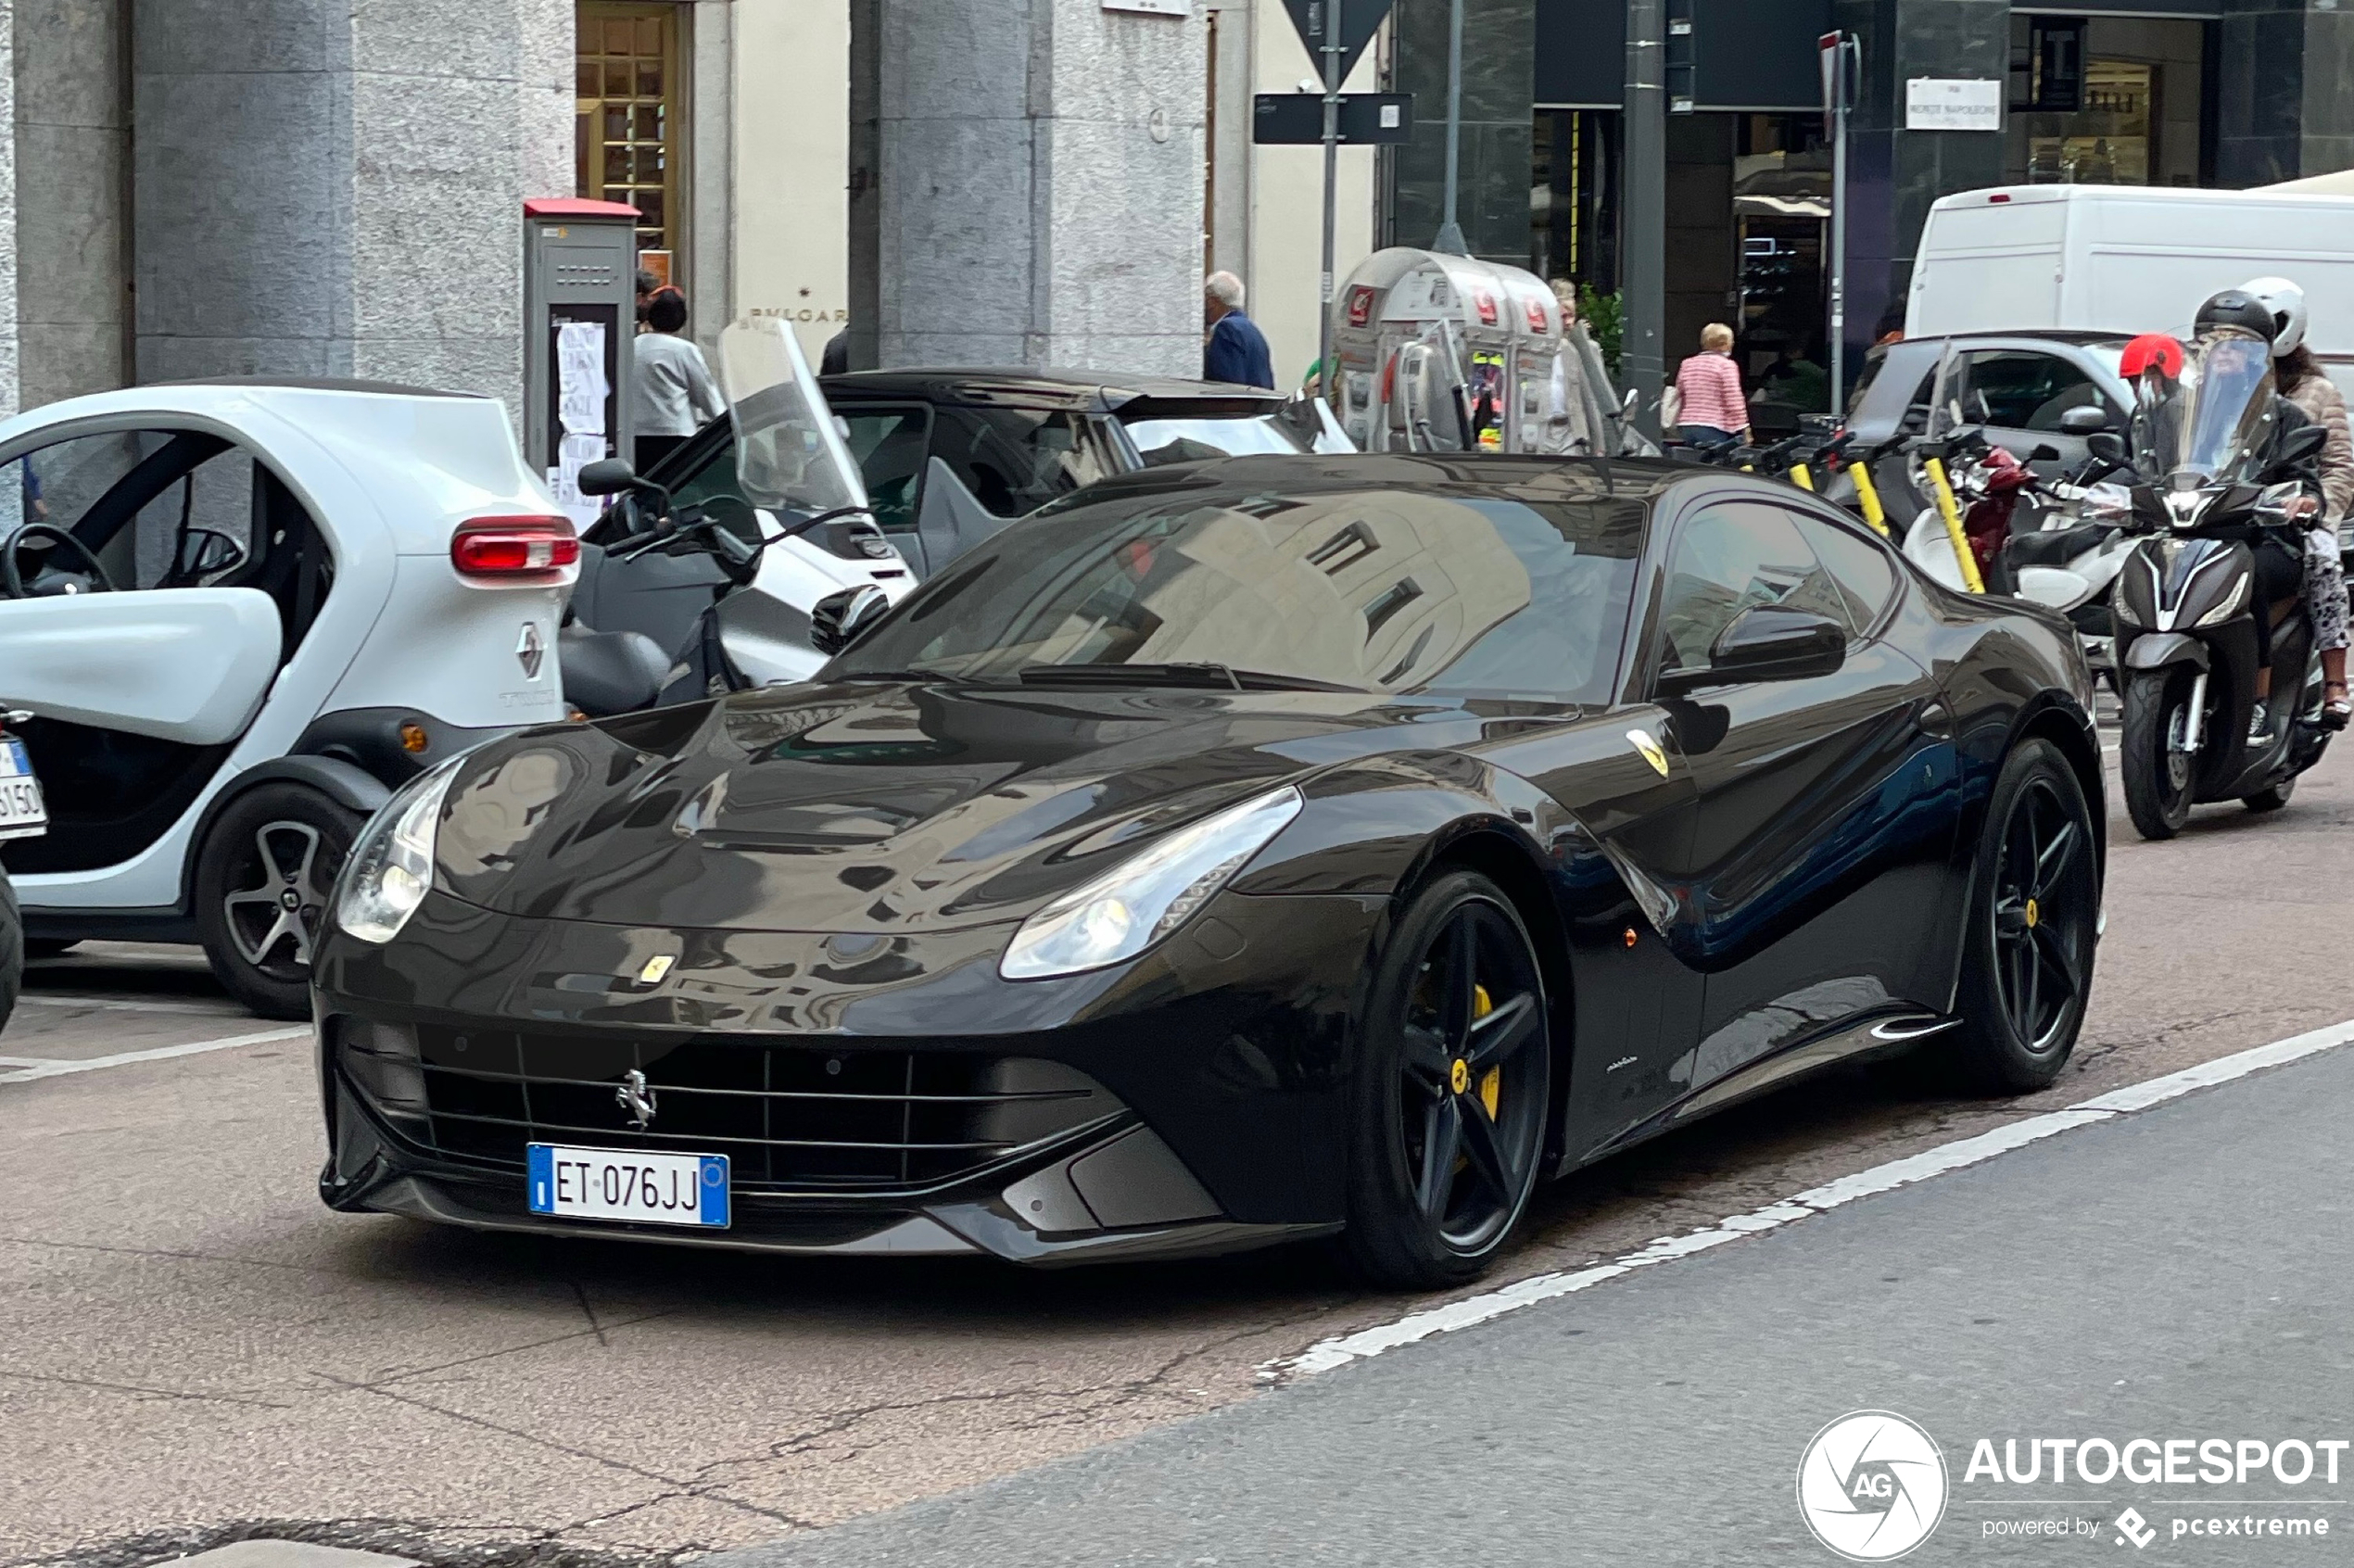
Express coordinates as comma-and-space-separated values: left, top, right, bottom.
1661, 606, 1845, 694
576, 458, 639, 497
2084, 431, 2129, 469
2057, 405, 2113, 436
809, 583, 891, 657
1621, 387, 1639, 419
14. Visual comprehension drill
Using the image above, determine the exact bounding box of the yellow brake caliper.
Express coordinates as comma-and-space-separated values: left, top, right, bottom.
1473, 984, 1500, 1119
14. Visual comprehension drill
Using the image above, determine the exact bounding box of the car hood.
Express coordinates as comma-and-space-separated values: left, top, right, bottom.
430, 680, 1540, 933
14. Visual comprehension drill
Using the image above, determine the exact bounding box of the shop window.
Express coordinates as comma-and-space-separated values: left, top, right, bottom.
576, 2, 680, 264
2006, 16, 2202, 188
1532, 109, 1619, 295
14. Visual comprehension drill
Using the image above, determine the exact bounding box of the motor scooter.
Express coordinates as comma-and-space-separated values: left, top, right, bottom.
2106, 327, 2336, 838
561, 320, 916, 713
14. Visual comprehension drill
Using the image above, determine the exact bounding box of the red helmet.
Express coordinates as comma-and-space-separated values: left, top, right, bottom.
2120, 333, 2185, 380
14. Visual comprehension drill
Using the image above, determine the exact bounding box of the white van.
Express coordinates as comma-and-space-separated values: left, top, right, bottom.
1906, 183, 2354, 394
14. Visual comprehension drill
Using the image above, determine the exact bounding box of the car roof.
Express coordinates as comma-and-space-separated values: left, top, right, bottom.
1898, 329, 2136, 350
147, 376, 494, 398
1049, 450, 1718, 510
821, 367, 1288, 414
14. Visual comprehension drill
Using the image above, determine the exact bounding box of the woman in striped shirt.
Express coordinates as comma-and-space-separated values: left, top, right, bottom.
1675, 322, 1749, 451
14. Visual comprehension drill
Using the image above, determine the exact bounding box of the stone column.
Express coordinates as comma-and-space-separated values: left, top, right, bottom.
1832, 0, 2006, 375
848, 0, 1207, 373
0, 0, 20, 424
1390, 0, 1536, 261
131, 0, 570, 421
2218, 0, 2354, 186
13, 0, 118, 413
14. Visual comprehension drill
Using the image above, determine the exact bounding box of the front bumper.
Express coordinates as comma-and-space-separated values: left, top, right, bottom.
312, 887, 1380, 1264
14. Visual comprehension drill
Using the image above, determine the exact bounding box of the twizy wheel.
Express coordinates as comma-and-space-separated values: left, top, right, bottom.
2120, 668, 2198, 840
1344, 869, 1551, 1288
194, 783, 364, 1018
1953, 740, 2099, 1093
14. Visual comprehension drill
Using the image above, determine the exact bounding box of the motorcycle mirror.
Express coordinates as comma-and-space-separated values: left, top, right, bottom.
1621, 387, 1639, 418
2085, 431, 2129, 469
576, 458, 639, 497
2029, 443, 2061, 463
2058, 405, 2113, 436
809, 583, 891, 657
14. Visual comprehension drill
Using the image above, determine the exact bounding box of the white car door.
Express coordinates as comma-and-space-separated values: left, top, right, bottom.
0, 588, 282, 744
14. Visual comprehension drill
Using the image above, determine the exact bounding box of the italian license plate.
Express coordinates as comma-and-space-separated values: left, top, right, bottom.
0, 739, 45, 841
527, 1144, 730, 1228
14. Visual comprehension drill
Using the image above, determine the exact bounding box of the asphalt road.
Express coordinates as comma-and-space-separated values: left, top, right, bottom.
4, 714, 2351, 1566
703, 1011, 2354, 1567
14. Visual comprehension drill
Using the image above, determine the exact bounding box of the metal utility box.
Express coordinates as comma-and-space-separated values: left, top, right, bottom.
523, 197, 639, 523
1330, 247, 1608, 455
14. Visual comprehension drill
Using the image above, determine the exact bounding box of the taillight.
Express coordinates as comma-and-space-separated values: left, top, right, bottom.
450, 515, 580, 576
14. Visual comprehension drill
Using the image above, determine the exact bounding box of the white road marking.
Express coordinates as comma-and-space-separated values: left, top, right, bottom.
1266, 1017, 2354, 1381
0, 1026, 313, 1084
12, 992, 242, 1015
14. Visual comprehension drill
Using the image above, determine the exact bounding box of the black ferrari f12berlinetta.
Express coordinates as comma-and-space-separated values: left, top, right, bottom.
315, 453, 2103, 1287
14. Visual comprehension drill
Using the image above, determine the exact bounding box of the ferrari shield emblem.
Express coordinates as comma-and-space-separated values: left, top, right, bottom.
1626, 727, 1669, 778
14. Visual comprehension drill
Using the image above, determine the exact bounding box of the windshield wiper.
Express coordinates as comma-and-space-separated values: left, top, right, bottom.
1016, 663, 1366, 693
832, 667, 977, 686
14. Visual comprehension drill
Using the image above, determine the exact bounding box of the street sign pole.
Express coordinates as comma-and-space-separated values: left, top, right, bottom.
1622, 0, 1666, 437
1821, 32, 1855, 417
1433, 0, 1468, 255
1318, 0, 1342, 401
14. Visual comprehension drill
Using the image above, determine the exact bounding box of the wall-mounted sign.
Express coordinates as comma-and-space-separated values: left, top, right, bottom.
1102, 0, 1190, 14
1905, 77, 2002, 132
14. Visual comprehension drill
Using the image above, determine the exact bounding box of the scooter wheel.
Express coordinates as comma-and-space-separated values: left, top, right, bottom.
194, 782, 365, 1019
2120, 669, 2198, 841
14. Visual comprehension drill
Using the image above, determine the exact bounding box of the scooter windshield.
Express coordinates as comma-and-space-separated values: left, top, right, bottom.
2158, 329, 2276, 483
718, 319, 869, 517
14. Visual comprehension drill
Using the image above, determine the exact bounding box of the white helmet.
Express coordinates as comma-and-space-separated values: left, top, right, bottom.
2240, 276, 2309, 357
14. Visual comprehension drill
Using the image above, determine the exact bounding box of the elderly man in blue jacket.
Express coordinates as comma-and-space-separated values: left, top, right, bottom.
1203, 272, 1275, 389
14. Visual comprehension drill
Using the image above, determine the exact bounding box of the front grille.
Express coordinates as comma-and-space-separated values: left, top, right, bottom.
344, 1020, 1121, 1194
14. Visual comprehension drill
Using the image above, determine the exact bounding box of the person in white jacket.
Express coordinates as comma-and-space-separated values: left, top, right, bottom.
631, 287, 727, 474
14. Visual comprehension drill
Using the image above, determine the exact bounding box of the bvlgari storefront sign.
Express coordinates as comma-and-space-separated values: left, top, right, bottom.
1905, 77, 2002, 132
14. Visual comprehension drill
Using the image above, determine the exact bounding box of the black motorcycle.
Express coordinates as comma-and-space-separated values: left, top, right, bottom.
2107, 327, 2335, 840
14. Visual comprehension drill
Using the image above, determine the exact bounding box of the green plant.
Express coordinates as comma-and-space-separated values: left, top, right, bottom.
1577, 285, 1624, 379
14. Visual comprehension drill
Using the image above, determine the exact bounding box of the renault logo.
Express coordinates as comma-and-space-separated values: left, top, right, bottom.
516, 622, 545, 679
614, 1069, 658, 1130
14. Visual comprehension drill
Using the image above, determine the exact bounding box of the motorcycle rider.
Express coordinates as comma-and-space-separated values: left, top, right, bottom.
2239, 277, 2352, 728
2181, 290, 2324, 740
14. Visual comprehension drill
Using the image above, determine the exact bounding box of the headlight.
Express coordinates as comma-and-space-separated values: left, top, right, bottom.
998, 786, 1303, 980
335, 761, 462, 944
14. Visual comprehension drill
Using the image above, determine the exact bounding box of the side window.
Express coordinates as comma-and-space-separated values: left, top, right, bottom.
838, 407, 931, 531
1959, 350, 2102, 432
930, 407, 1116, 516
1654, 502, 1849, 678
1787, 510, 1898, 639
0, 429, 331, 652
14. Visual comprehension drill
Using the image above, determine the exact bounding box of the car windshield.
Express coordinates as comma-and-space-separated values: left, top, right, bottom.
827, 470, 1645, 704
1121, 412, 1311, 467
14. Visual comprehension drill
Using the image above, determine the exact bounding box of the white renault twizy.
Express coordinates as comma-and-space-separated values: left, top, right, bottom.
0, 381, 577, 1016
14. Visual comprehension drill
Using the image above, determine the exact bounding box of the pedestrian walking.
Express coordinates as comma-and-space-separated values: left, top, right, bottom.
1674, 322, 1748, 450
631, 287, 727, 474
1204, 272, 1275, 389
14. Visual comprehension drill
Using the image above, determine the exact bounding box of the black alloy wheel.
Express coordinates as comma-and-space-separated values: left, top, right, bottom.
1953, 739, 2098, 1092
1344, 869, 1552, 1288
194, 782, 363, 1018
2119, 667, 2199, 840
